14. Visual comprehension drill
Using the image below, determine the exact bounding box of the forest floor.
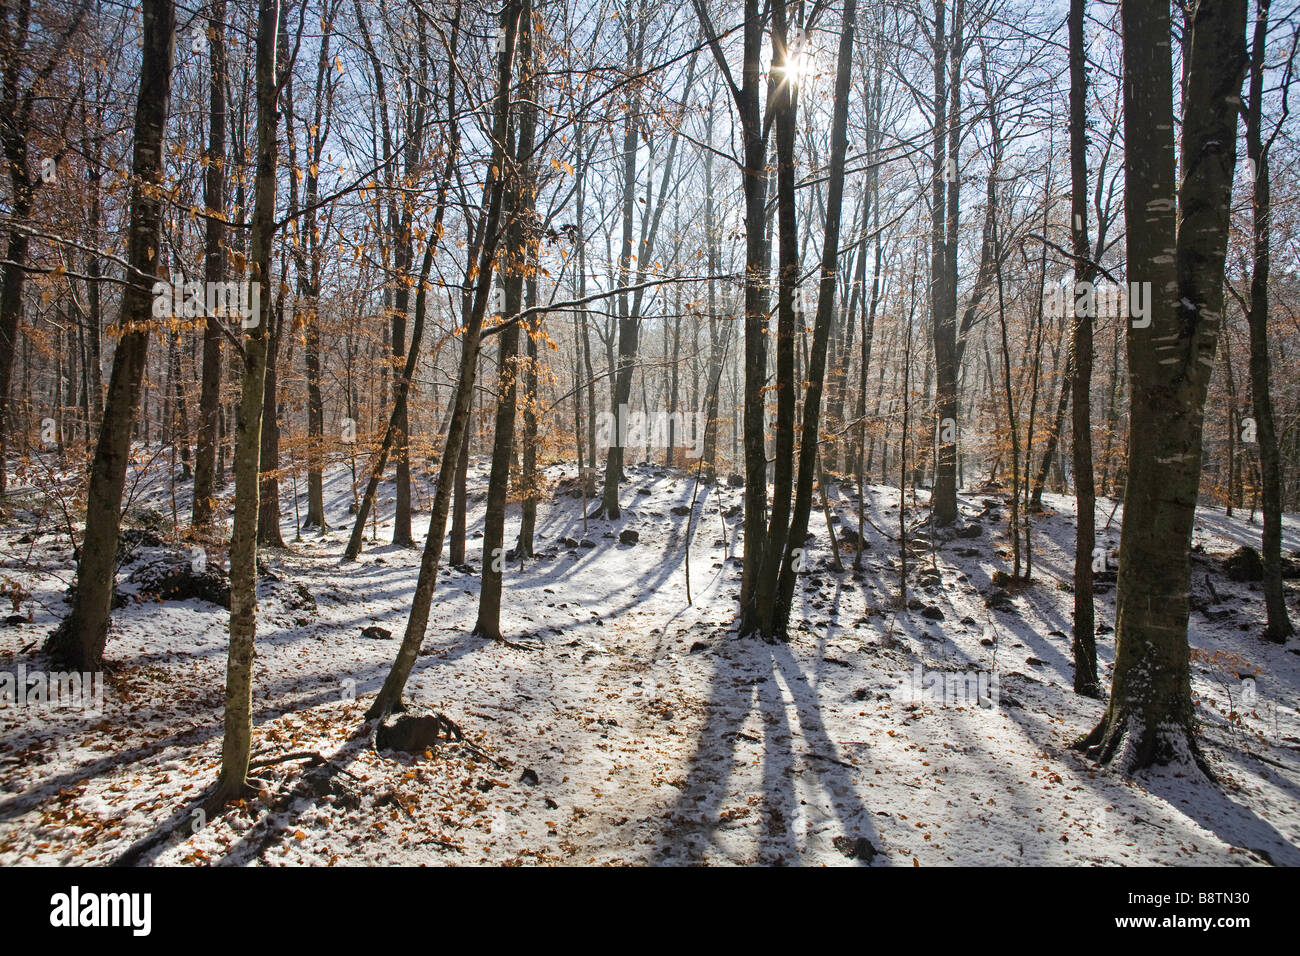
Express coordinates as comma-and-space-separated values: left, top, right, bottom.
1, 456, 1298, 866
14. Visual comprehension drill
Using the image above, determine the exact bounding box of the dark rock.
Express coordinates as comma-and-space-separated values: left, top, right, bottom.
580, 539, 596, 548
129, 556, 231, 609
519, 768, 539, 786
832, 835, 877, 862
670, 505, 692, 516
921, 605, 944, 621
376, 714, 458, 752
984, 588, 1014, 610
955, 524, 982, 539
727, 474, 745, 488
619, 529, 640, 545
116, 527, 163, 561
284, 582, 316, 613
1224, 546, 1264, 582
361, 625, 393, 640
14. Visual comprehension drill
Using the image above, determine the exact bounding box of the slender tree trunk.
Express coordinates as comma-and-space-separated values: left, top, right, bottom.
215, 0, 279, 803
476, 0, 536, 640
929, 0, 961, 527
450, 404, 470, 565
168, 332, 191, 478
45, 0, 176, 671
770, 0, 856, 637
1032, 348, 1072, 510
367, 0, 522, 718
518, 280, 540, 557
193, 0, 228, 532
1069, 0, 1100, 695
343, 240, 438, 562
748, 0, 800, 635
693, 0, 770, 625
257, 269, 286, 547
1243, 0, 1293, 642
594, 14, 649, 521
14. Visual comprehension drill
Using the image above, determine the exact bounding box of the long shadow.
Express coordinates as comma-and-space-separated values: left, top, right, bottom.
0, 678, 377, 823
652, 637, 882, 865
1130, 759, 1300, 866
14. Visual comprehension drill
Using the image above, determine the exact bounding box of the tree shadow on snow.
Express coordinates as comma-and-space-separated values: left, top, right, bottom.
651, 637, 882, 866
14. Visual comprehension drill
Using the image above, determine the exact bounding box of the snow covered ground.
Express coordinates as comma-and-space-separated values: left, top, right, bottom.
1, 455, 1297, 865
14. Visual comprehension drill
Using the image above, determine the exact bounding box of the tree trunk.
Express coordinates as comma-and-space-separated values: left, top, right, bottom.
367, 0, 522, 719
1069, 0, 1100, 695
518, 279, 540, 557
215, 0, 279, 803
450, 412, 469, 565
1078, 0, 1246, 772
929, 0, 961, 527
771, 0, 856, 638
476, 0, 536, 640
257, 270, 286, 547
748, 0, 800, 635
193, 0, 228, 532
1243, 0, 1293, 642
45, 0, 175, 671
594, 16, 648, 521
693, 0, 769, 623
343, 239, 439, 562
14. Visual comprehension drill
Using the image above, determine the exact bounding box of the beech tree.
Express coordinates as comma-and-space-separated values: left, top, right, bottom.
1078, 0, 1247, 771
45, 0, 175, 671
216, 0, 282, 802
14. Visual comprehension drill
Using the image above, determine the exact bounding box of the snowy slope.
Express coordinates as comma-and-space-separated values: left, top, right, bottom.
0, 455, 1296, 865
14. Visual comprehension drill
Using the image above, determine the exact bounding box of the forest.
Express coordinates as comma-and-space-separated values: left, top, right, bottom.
0, 0, 1298, 869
